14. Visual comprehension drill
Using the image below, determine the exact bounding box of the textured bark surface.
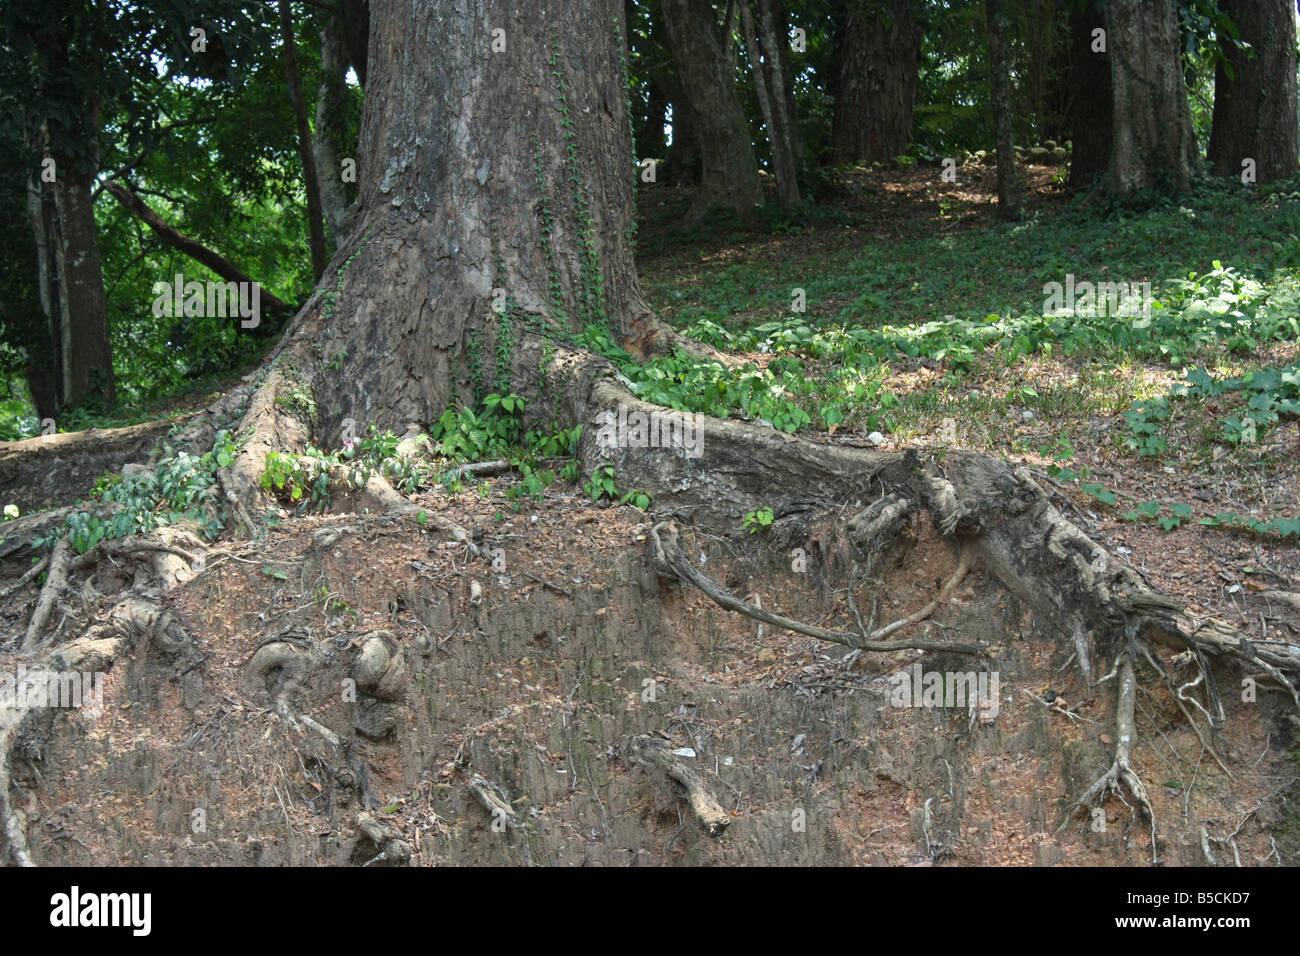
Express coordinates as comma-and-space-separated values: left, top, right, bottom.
1102, 0, 1199, 194
740, 0, 800, 205
987, 0, 1019, 218
661, 0, 763, 214
829, 0, 922, 165
291, 0, 664, 447
1207, 0, 1300, 184
313, 17, 359, 246
26, 163, 114, 417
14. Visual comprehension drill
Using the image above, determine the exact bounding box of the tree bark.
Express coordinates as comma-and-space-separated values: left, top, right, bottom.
1066, 0, 1111, 191
1101, 0, 1199, 195
313, 15, 359, 245
25, 158, 114, 417
740, 0, 801, 205
1207, 0, 1300, 184
987, 0, 1019, 218
829, 0, 922, 165
661, 0, 763, 216
269, 0, 672, 448
279, 0, 330, 282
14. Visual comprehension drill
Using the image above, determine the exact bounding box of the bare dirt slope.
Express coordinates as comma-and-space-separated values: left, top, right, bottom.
2, 472, 1294, 866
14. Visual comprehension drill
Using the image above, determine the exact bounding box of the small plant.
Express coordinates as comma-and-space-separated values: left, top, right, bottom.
583, 465, 618, 501
744, 506, 775, 534
619, 489, 651, 511
1122, 500, 1194, 530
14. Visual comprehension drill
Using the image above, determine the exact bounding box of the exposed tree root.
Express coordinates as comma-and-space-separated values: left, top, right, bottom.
1056, 652, 1158, 860
11, 327, 1287, 863
21, 536, 72, 651
0, 555, 47, 601
626, 733, 731, 837
648, 521, 984, 655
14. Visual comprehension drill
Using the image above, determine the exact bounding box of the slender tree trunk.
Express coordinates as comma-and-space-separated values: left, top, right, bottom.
25, 149, 114, 417
1066, 0, 1111, 190
661, 0, 763, 215
1207, 0, 1299, 184
1102, 0, 1199, 194
638, 77, 670, 159
740, 0, 801, 204
987, 0, 1019, 218
313, 16, 358, 245
829, 0, 922, 164
279, 0, 330, 282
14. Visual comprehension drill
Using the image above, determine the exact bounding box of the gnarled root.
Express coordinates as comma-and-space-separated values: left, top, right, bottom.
1056, 651, 1158, 860
626, 734, 731, 837
647, 522, 984, 655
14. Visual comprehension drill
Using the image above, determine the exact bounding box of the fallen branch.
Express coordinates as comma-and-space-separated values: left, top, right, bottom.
626, 734, 730, 837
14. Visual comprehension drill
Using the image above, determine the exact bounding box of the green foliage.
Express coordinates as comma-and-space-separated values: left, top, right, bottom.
744, 506, 775, 534
36, 429, 245, 555
583, 465, 619, 502
261, 424, 426, 510
619, 489, 651, 511
430, 393, 527, 462
1122, 500, 1195, 530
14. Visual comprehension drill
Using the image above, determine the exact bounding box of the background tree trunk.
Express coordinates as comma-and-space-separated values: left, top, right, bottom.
987, 0, 1019, 218
661, 0, 763, 215
741, 0, 801, 205
313, 15, 359, 245
1102, 0, 1199, 195
1066, 0, 1111, 190
1207, 0, 1300, 184
829, 0, 922, 165
279, 0, 330, 282
25, 159, 114, 419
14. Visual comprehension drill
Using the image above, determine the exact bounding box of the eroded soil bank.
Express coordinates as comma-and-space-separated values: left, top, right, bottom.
1, 483, 1295, 866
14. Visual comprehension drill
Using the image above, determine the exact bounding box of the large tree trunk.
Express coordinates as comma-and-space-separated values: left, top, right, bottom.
1066, 0, 1111, 190
1101, 0, 1199, 194
1207, 0, 1300, 184
829, 0, 922, 165
238, 0, 672, 461
660, 0, 763, 216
